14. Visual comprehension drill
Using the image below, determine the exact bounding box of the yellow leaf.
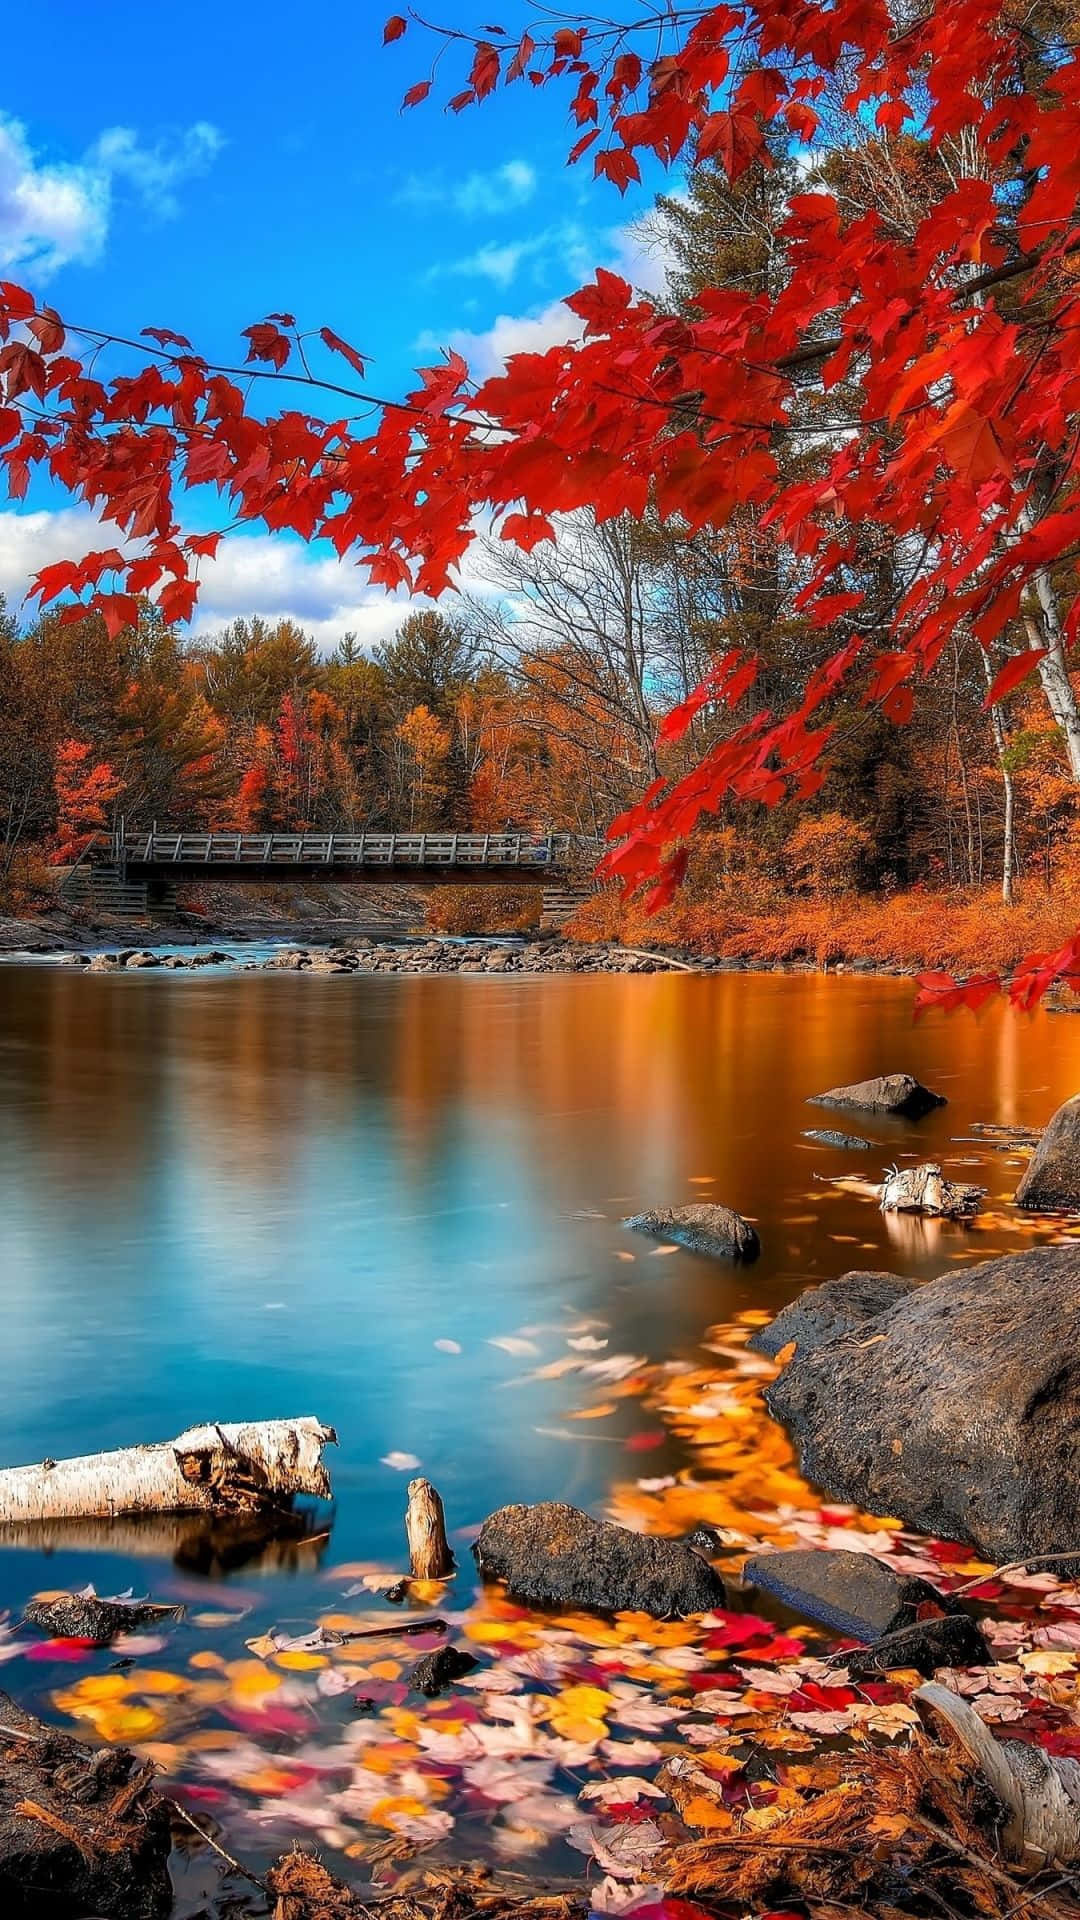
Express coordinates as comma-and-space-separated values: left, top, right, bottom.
681, 1794, 733, 1830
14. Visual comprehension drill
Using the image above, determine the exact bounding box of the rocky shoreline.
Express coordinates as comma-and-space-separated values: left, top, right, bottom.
67, 938, 695, 975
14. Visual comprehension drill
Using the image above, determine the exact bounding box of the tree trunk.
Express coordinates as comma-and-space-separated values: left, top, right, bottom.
0, 1418, 335, 1524
1015, 503, 1080, 780
980, 649, 1017, 906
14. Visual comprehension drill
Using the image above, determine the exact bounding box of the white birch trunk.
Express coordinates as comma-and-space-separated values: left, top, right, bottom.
0, 1418, 335, 1523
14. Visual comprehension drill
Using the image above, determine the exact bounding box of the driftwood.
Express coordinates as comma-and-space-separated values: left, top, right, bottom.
268, 1848, 586, 1920
406, 1477, 454, 1579
916, 1682, 1080, 1869
880, 1162, 985, 1217
0, 1689, 171, 1917
0, 1418, 335, 1523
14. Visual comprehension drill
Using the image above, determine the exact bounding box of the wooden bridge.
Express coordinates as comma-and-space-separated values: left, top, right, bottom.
62, 826, 599, 923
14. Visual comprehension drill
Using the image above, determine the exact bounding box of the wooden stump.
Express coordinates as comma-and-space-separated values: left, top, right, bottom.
405, 1478, 454, 1579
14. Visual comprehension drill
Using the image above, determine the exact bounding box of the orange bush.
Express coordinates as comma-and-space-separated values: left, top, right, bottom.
568, 879, 1080, 977
427, 885, 540, 935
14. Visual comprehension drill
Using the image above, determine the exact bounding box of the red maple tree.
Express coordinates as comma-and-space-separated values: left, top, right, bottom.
2, 1, 1079, 1003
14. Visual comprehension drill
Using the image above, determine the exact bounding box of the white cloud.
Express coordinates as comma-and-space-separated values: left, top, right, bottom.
188, 533, 414, 654
85, 122, 224, 220
417, 299, 580, 381
397, 158, 537, 218
0, 509, 429, 657
442, 240, 536, 288
0, 111, 223, 277
416, 211, 675, 379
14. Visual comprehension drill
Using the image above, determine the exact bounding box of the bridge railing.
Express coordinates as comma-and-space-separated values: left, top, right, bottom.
114, 829, 585, 870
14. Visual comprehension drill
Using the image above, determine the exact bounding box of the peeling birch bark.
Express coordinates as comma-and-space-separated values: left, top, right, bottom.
0, 1418, 336, 1523
916, 1682, 1080, 1868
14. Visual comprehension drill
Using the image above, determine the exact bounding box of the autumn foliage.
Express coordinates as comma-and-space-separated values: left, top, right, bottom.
0, 5, 1078, 996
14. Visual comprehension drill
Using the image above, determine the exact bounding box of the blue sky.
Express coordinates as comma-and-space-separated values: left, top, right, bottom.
0, 3, 670, 648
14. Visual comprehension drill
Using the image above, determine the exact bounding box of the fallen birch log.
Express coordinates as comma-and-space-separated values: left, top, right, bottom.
0, 1418, 335, 1524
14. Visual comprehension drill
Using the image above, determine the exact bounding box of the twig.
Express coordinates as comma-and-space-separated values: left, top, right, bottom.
913, 1815, 1080, 1916
169, 1799, 268, 1893
954, 1552, 1080, 1596
344, 1616, 448, 1641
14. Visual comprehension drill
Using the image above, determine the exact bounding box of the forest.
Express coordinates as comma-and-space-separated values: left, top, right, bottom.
2, 9, 1080, 979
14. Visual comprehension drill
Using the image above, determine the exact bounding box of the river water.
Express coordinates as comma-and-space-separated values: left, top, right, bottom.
0, 963, 1077, 1886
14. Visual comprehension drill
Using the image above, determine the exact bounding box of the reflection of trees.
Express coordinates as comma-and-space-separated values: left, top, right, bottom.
7, 969, 1080, 1300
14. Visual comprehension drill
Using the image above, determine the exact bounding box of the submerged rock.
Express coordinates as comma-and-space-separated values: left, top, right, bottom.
625, 1203, 760, 1261
749, 1269, 917, 1358
743, 1548, 905, 1641
765, 1245, 1080, 1562
801, 1128, 872, 1149
22, 1592, 183, 1644
409, 1646, 477, 1696
741, 1547, 990, 1676
1016, 1094, 1080, 1211
809, 1073, 946, 1119
474, 1501, 727, 1617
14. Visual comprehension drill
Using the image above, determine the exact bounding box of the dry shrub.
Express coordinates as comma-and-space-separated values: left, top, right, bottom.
427, 885, 540, 935
568, 877, 1080, 976
783, 811, 872, 895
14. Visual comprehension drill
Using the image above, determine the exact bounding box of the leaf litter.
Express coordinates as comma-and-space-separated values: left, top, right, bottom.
12, 1309, 1080, 1917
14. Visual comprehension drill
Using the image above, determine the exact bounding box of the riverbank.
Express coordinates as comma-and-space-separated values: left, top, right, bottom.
568, 880, 1080, 979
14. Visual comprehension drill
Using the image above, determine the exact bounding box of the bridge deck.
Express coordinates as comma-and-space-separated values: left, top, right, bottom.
103, 830, 593, 885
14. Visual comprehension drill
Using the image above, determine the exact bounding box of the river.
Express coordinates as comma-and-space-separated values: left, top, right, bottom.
0, 962, 1076, 1889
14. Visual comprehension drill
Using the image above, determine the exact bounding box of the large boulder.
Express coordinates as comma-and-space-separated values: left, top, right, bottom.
749, 1270, 917, 1358
809, 1073, 945, 1119
764, 1246, 1080, 1562
474, 1501, 726, 1617
1016, 1095, 1080, 1210
625, 1203, 760, 1261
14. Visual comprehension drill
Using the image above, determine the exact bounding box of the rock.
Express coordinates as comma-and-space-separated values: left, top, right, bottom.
87, 952, 122, 971
624, 1203, 760, 1261
409, 1645, 478, 1696
879, 1161, 984, 1217
743, 1548, 905, 1641
748, 1269, 917, 1358
845, 1611, 991, 1679
742, 1553, 991, 1673
801, 1128, 873, 1149
474, 1500, 727, 1617
1016, 1094, 1080, 1210
765, 1245, 1080, 1562
809, 1073, 946, 1119
22, 1591, 182, 1643
125, 951, 160, 968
